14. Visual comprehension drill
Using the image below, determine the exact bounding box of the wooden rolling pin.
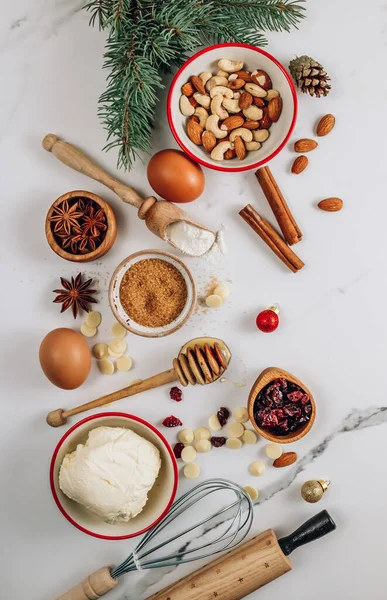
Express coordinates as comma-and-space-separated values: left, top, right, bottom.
57, 511, 336, 600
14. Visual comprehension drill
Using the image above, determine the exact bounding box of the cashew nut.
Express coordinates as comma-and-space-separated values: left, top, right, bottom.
218, 58, 244, 73
193, 92, 211, 109
180, 94, 195, 116
265, 89, 280, 101
217, 69, 229, 78
233, 91, 241, 99
228, 73, 238, 81
199, 72, 212, 86
253, 129, 270, 142
209, 86, 233, 99
194, 107, 209, 128
205, 114, 228, 139
244, 83, 267, 98
229, 128, 253, 143
222, 97, 241, 113
243, 105, 263, 121
245, 141, 261, 151
206, 76, 228, 92
210, 141, 233, 161
210, 95, 229, 120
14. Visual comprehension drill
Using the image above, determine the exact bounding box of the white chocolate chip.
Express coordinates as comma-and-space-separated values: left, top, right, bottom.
178, 429, 194, 444
244, 485, 259, 501
112, 322, 127, 338
195, 439, 212, 453
226, 438, 243, 450
194, 427, 211, 441
81, 323, 97, 338
206, 294, 223, 308
265, 443, 283, 460
110, 338, 127, 355
181, 446, 197, 463
184, 463, 200, 479
86, 311, 101, 328
228, 422, 245, 438
233, 407, 249, 423
242, 430, 257, 445
98, 359, 115, 375
213, 284, 230, 301
116, 356, 132, 372
208, 414, 222, 431
249, 461, 266, 476
92, 343, 108, 360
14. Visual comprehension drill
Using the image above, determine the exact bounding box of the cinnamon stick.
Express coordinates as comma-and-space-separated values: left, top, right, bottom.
255, 166, 302, 245
239, 204, 304, 273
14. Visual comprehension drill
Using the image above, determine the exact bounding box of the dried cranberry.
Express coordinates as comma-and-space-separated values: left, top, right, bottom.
169, 386, 183, 402
300, 393, 310, 405
162, 415, 182, 427
303, 403, 312, 415
278, 378, 288, 391
217, 407, 230, 427
276, 418, 289, 433
260, 409, 283, 428
270, 388, 283, 405
283, 404, 301, 418
287, 391, 304, 402
211, 436, 227, 447
173, 442, 185, 459
260, 395, 273, 407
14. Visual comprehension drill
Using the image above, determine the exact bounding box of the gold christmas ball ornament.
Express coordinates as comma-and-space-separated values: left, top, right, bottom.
301, 480, 330, 503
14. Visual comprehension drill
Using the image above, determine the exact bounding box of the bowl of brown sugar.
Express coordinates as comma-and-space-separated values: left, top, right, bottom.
109, 250, 197, 338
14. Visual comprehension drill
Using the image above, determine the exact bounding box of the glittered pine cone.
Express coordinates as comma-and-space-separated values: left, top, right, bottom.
289, 55, 331, 98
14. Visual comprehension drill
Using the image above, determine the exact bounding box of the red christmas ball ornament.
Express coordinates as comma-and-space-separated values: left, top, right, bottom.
256, 304, 280, 333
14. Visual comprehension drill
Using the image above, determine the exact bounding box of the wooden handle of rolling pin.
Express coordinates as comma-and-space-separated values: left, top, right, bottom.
47, 369, 178, 427
42, 134, 144, 209
57, 567, 117, 600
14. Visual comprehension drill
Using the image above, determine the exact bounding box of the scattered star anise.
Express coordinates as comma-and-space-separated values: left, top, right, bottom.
49, 200, 83, 235
53, 273, 97, 318
82, 206, 107, 237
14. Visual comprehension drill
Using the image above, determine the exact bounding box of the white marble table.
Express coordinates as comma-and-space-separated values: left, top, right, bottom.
1, 0, 387, 598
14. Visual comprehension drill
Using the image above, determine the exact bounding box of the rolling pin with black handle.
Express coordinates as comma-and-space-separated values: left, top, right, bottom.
147, 510, 336, 600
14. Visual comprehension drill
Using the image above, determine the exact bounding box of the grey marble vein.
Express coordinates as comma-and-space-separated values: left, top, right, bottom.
118, 405, 387, 599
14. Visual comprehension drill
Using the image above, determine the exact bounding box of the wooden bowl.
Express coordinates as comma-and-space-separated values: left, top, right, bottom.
109, 249, 197, 338
247, 367, 316, 443
45, 190, 117, 262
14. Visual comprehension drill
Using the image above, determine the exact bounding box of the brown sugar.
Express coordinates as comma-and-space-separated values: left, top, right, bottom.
119, 258, 188, 328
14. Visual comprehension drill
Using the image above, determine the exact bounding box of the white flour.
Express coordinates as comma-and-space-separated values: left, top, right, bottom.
165, 221, 226, 263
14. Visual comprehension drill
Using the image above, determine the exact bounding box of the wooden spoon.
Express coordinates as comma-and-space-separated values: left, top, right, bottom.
247, 367, 316, 443
42, 134, 215, 253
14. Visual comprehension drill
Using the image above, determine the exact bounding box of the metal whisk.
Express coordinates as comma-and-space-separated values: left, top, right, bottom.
58, 479, 253, 600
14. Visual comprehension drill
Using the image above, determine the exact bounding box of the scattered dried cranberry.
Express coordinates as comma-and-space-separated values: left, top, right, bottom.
211, 436, 227, 447
217, 407, 230, 427
169, 386, 183, 402
162, 415, 182, 427
173, 442, 185, 459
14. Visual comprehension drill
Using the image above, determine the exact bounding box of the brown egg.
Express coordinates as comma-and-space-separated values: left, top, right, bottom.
39, 328, 91, 390
147, 149, 205, 203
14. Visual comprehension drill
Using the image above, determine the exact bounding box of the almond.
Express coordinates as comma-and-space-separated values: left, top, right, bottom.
253, 97, 265, 107
228, 78, 245, 90
243, 120, 259, 130
221, 115, 244, 131
294, 138, 318, 153
239, 91, 253, 110
187, 118, 203, 145
316, 113, 335, 137
317, 197, 343, 212
235, 70, 252, 82
291, 155, 309, 175
259, 107, 272, 130
273, 452, 297, 468
224, 148, 236, 159
268, 97, 282, 122
188, 96, 200, 108
234, 135, 246, 160
181, 82, 195, 97
251, 69, 272, 90
190, 75, 206, 95
202, 130, 217, 152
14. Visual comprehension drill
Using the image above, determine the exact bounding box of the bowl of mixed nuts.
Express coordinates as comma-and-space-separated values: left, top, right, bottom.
167, 43, 297, 172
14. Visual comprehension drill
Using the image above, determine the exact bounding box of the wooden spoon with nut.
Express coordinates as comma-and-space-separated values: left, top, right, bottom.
42, 134, 215, 255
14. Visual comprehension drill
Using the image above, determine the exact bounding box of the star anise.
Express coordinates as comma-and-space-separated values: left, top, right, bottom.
82, 206, 107, 237
72, 231, 99, 253
53, 273, 97, 318
49, 200, 84, 235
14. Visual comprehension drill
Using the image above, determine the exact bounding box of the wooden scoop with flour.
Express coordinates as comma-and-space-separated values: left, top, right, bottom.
42, 134, 215, 253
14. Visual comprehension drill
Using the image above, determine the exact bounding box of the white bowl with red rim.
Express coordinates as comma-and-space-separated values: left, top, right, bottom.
167, 43, 297, 172
50, 412, 178, 540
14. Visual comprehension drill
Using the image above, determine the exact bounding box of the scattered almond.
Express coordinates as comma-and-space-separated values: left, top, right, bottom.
291, 155, 309, 175
267, 97, 282, 122
181, 82, 195, 97
190, 75, 206, 95
239, 91, 253, 110
234, 135, 246, 160
202, 130, 217, 152
228, 78, 245, 90
316, 114, 335, 137
273, 451, 297, 468
294, 138, 318, 153
235, 70, 252, 82
221, 115, 245, 131
187, 118, 203, 145
317, 197, 343, 212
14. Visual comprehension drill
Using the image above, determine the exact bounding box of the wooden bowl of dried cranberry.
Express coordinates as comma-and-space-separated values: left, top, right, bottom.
247, 367, 315, 443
